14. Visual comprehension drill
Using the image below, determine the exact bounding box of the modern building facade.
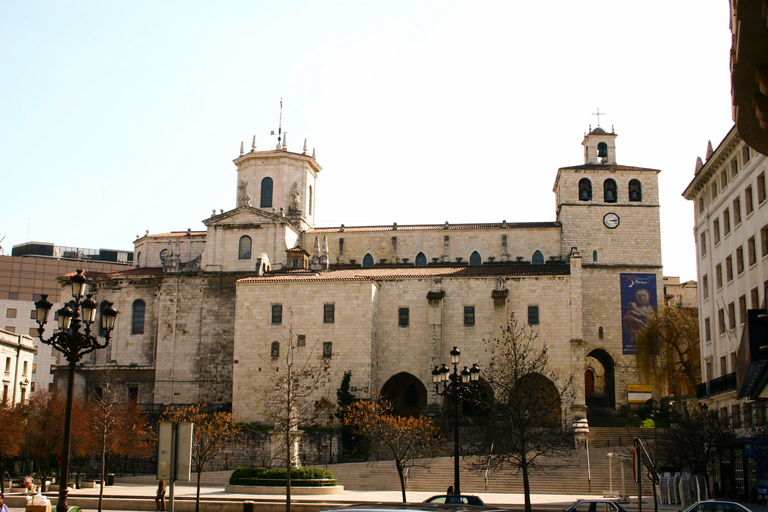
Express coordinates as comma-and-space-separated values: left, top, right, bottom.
0, 329, 36, 406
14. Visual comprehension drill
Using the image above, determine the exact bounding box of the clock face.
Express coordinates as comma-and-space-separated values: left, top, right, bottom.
603, 212, 620, 229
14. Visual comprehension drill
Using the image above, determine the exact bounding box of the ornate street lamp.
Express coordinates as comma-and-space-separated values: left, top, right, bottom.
34, 269, 118, 512
432, 346, 480, 495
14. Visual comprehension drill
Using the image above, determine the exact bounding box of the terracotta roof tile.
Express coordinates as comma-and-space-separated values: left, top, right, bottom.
239, 263, 569, 283
61, 267, 165, 279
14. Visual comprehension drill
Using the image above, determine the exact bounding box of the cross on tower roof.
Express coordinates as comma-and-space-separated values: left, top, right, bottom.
592, 107, 605, 127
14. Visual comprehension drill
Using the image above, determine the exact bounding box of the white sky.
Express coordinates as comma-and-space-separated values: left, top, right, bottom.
0, 1, 734, 282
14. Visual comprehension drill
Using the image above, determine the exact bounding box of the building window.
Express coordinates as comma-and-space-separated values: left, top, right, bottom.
752, 287, 760, 308
323, 342, 332, 359
6, 308, 16, 319
22, 361, 27, 376
260, 177, 273, 208
4, 357, 10, 373
734, 197, 742, 225
308, 185, 313, 215
271, 341, 279, 359
28, 327, 37, 337
737, 247, 745, 274
362, 253, 374, 267
271, 304, 282, 324
749, 236, 757, 266
718, 308, 726, 335
698, 196, 705, 215
743, 146, 751, 164
740, 295, 747, 324
726, 255, 734, 282
593, 250, 598, 262
729, 302, 736, 329
700, 232, 707, 256
724, 209, 731, 236
578, 178, 592, 201
762, 226, 768, 257
324, 304, 335, 324
238, 236, 252, 260
716, 264, 723, 289
398, 308, 409, 327
628, 179, 642, 201
415, 252, 427, 267
705, 318, 712, 342
127, 386, 138, 403
297, 334, 306, 347
131, 299, 145, 335
713, 219, 720, 245
4, 326, 14, 333
702, 274, 709, 299
731, 157, 740, 178
532, 250, 544, 264
603, 179, 617, 203
464, 306, 475, 326
759, 173, 767, 203
29, 309, 36, 320
469, 251, 481, 266
599, 326, 604, 339
528, 306, 539, 325
721, 170, 729, 190
747, 186, 755, 214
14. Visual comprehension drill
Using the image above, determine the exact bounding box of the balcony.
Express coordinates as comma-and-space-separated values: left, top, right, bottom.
698, 372, 738, 398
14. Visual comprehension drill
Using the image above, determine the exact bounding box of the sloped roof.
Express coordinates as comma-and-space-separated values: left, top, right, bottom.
239, 263, 569, 283
309, 222, 560, 234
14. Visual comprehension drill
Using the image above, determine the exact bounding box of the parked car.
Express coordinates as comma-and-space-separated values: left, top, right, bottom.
681, 501, 752, 512
561, 500, 629, 512
321, 504, 505, 512
423, 495, 485, 506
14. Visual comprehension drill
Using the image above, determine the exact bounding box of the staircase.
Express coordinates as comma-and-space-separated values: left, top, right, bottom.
329, 428, 656, 495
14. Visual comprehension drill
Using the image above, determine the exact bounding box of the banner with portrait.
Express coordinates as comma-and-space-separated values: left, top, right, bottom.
620, 273, 657, 355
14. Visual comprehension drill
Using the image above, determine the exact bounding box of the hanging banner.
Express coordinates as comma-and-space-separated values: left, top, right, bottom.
620, 273, 657, 355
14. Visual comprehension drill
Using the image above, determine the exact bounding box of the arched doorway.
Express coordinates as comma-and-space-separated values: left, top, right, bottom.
381, 372, 428, 417
585, 348, 616, 409
584, 369, 595, 394
512, 373, 562, 426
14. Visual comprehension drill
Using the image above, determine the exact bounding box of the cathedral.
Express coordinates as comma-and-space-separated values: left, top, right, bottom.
59, 126, 663, 425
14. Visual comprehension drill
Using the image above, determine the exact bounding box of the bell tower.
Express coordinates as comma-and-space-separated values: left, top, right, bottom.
583, 126, 618, 165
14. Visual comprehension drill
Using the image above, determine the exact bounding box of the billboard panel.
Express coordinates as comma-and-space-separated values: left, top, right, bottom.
620, 273, 657, 355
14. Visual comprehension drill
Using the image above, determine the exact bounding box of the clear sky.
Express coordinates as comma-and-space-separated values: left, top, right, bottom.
0, 1, 734, 282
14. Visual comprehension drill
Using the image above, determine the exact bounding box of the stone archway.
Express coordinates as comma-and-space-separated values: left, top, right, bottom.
380, 372, 428, 417
585, 348, 616, 409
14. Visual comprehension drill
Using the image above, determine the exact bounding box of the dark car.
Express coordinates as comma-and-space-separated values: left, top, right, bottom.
423, 495, 485, 506
681, 501, 752, 512
562, 500, 629, 512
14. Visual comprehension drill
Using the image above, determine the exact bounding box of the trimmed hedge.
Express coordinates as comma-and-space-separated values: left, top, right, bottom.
229, 467, 337, 487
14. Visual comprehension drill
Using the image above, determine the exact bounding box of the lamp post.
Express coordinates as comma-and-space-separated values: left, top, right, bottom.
34, 269, 118, 512
431, 346, 480, 495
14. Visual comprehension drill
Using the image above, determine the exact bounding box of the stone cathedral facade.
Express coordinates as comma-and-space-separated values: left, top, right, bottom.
57, 127, 663, 425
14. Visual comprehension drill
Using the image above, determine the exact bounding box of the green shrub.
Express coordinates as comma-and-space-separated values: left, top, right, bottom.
229, 467, 336, 486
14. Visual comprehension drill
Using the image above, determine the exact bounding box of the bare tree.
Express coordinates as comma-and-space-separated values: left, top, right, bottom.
259, 317, 332, 512
634, 306, 700, 403
91, 372, 151, 512
161, 404, 240, 512
342, 393, 445, 502
472, 314, 575, 512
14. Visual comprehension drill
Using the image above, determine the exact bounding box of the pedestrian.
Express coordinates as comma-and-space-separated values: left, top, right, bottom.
447, 485, 454, 494
23, 473, 36, 493
0, 492, 8, 512
155, 479, 166, 511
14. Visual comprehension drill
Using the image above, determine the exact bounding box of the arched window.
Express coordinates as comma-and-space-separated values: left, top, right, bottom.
260, 177, 273, 208
415, 252, 427, 267
131, 299, 145, 335
597, 142, 608, 159
469, 251, 481, 266
362, 253, 374, 267
629, 179, 642, 202
593, 250, 598, 262
599, 326, 604, 339
136, 252, 141, 268
579, 178, 592, 201
603, 179, 617, 203
532, 250, 544, 264
308, 185, 313, 214
238, 236, 252, 260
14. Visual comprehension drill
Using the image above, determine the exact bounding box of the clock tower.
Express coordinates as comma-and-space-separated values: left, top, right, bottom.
553, 126, 663, 411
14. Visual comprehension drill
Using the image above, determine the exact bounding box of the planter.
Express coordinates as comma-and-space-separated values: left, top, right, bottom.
224, 484, 343, 495
79, 481, 96, 489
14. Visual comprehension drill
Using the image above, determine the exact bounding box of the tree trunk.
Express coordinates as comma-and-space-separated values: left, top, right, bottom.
396, 460, 407, 503
196, 469, 202, 512
522, 461, 532, 512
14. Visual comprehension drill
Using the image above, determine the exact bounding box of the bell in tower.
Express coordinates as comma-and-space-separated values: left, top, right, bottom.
598, 142, 608, 160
